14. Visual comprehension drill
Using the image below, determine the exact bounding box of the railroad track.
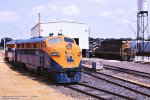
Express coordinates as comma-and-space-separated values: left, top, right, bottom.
134, 61, 150, 65
82, 69, 150, 98
65, 83, 135, 100
103, 64, 150, 79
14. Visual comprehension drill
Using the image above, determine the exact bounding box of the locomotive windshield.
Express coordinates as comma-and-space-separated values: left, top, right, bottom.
64, 37, 74, 43
48, 38, 62, 44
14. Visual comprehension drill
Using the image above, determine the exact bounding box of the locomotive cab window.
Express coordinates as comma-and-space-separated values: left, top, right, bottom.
48, 38, 62, 44
8, 48, 12, 52
122, 41, 127, 44
64, 37, 74, 43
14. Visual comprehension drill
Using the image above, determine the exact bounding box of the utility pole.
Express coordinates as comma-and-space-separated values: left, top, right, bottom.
4, 37, 5, 51
38, 13, 41, 37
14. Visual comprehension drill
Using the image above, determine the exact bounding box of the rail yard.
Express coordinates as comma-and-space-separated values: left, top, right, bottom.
0, 0, 150, 100
1, 50, 150, 100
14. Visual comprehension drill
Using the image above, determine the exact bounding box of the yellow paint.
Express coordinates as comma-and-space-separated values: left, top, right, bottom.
42, 36, 81, 68
114, 75, 150, 87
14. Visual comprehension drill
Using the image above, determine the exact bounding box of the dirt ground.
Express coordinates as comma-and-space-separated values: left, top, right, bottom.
0, 51, 75, 100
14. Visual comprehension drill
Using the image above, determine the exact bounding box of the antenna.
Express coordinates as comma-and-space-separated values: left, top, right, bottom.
58, 29, 63, 36
58, 33, 63, 36
129, 24, 136, 35
4, 37, 5, 50
49, 33, 54, 37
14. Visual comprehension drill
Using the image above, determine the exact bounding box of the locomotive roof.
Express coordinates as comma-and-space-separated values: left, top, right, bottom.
101, 39, 128, 43
6, 36, 73, 44
6, 37, 47, 44
6, 40, 20, 45
16, 37, 47, 44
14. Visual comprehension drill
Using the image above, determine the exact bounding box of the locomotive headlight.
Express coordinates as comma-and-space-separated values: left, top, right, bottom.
50, 52, 60, 56
67, 43, 72, 49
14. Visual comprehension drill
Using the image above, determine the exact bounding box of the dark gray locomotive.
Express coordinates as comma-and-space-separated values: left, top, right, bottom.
92, 39, 136, 61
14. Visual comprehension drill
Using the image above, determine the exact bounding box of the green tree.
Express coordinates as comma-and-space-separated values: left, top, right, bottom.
1, 37, 13, 48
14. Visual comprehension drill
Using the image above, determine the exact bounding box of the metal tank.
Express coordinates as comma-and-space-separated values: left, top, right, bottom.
137, 0, 148, 12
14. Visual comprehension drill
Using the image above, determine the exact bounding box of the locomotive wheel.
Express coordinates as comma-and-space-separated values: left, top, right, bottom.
16, 62, 19, 70
89, 52, 92, 58
129, 56, 135, 61
122, 55, 128, 61
19, 62, 22, 71
22, 63, 27, 72
41, 68, 48, 78
127, 56, 131, 61
4, 57, 9, 61
36, 67, 42, 75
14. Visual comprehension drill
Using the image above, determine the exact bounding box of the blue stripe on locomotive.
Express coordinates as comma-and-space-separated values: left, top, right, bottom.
51, 58, 82, 83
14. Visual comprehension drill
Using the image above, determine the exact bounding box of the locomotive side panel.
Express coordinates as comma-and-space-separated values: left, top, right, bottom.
44, 52, 52, 69
93, 39, 136, 61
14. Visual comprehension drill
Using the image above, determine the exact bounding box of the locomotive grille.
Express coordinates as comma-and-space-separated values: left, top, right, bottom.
67, 71, 75, 78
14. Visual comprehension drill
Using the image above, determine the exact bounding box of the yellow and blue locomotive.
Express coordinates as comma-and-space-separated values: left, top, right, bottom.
5, 35, 82, 83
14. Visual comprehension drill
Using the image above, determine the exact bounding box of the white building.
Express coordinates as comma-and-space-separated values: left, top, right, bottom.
31, 21, 90, 57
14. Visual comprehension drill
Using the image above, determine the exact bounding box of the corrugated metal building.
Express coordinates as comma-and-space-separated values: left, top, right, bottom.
31, 21, 90, 57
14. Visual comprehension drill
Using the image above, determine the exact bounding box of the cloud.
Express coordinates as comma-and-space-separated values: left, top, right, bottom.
62, 5, 80, 16
29, 5, 48, 15
100, 9, 126, 18
100, 11, 111, 17
99, 9, 132, 24
29, 4, 80, 16
87, 0, 105, 4
115, 9, 126, 18
120, 18, 131, 24
47, 17, 58, 22
61, 17, 74, 21
0, 11, 20, 23
48, 4, 58, 11
47, 17, 74, 22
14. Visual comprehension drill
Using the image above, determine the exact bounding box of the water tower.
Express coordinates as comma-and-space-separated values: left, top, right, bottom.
137, 0, 149, 58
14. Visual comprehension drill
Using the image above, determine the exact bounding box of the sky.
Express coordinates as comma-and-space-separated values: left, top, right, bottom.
0, 0, 150, 40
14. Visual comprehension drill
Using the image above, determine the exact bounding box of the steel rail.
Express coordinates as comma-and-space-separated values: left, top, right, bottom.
103, 64, 150, 78
65, 83, 135, 100
82, 70, 150, 97
65, 85, 106, 100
